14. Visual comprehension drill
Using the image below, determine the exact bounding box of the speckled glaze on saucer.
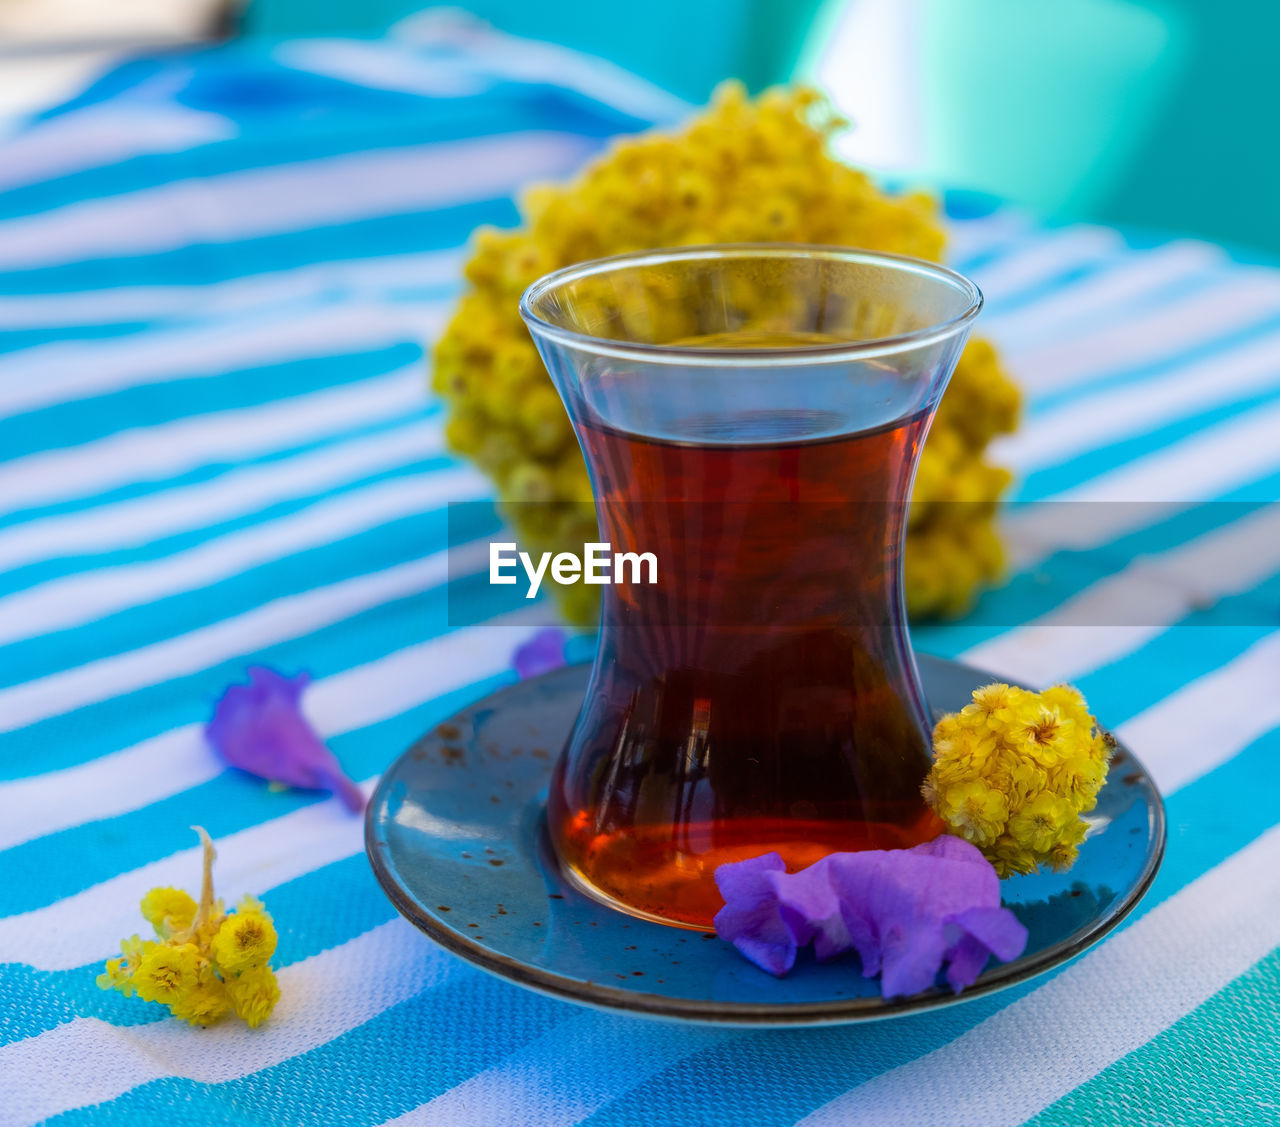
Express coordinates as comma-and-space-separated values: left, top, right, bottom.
365, 656, 1165, 1026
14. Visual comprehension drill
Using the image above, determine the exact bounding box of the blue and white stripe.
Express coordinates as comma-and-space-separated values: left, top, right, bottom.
0, 23, 1277, 1127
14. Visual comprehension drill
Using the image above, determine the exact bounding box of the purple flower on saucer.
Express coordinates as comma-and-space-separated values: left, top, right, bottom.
714, 835, 1028, 997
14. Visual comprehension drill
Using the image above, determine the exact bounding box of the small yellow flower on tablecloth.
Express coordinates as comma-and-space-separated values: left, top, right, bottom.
96, 827, 281, 1028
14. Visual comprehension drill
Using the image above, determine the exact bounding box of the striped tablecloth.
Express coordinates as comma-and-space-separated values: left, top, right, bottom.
1, 24, 1277, 1127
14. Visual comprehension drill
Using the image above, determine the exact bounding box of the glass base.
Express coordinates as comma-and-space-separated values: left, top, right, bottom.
551, 808, 947, 930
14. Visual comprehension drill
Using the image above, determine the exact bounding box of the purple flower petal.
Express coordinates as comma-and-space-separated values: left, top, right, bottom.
774, 856, 850, 963
949, 905, 1031, 963
713, 853, 805, 975
941, 929, 994, 994
713, 835, 1027, 998
206, 666, 364, 813
512, 629, 567, 680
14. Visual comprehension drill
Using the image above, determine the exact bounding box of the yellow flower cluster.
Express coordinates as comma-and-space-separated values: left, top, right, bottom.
433, 82, 1021, 624
97, 828, 280, 1028
924, 683, 1113, 877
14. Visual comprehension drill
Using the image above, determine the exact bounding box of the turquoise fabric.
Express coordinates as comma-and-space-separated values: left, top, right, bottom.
243, 0, 831, 101
0, 27, 1277, 1127
918, 0, 1188, 218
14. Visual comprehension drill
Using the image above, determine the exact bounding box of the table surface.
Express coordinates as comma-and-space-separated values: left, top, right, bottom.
0, 24, 1277, 1127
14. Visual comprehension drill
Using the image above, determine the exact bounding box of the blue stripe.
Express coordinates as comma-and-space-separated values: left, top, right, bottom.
4, 46, 653, 220
0, 442, 449, 604
1021, 382, 1280, 500
0, 340, 422, 466
0, 401, 436, 541
1032, 310, 1280, 415
0, 852, 398, 1047
0, 196, 516, 296
0, 321, 158, 355
992, 253, 1224, 326
0, 501, 504, 779
913, 473, 1280, 661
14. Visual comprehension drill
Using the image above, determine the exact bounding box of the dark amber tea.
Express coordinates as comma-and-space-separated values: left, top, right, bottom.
522, 248, 981, 930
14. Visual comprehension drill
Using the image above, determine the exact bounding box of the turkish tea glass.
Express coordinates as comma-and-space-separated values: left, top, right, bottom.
520, 245, 982, 929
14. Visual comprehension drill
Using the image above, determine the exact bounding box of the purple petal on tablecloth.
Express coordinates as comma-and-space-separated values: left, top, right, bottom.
513, 628, 568, 679
206, 666, 364, 812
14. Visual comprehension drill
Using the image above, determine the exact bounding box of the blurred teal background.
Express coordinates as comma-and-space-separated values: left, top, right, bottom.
243, 0, 1278, 257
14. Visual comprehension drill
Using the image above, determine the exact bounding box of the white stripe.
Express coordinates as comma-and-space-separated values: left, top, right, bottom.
1122, 630, 1280, 795
986, 240, 1225, 348
272, 40, 490, 99
967, 226, 1120, 306
0, 300, 439, 420
0, 248, 464, 328
0, 467, 490, 649
387, 13, 689, 125
996, 325, 1280, 474
1010, 271, 1280, 393
1004, 398, 1280, 571
1045, 400, 1280, 503
0, 416, 443, 574
0, 131, 593, 271
0, 538, 488, 738
966, 505, 1280, 686
0, 918, 465, 1127
383, 1011, 735, 1127
0, 364, 425, 518
0, 619, 541, 957
0, 102, 233, 193
945, 211, 1034, 264
0, 779, 376, 970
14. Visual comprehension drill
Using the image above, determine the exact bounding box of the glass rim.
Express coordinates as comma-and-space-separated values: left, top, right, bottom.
518, 243, 983, 367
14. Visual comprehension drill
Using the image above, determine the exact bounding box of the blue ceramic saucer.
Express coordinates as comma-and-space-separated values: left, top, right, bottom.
365, 655, 1165, 1026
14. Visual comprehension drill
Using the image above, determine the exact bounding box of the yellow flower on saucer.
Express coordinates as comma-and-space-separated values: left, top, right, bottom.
938, 779, 1009, 847
925, 682, 1112, 876
1008, 793, 1076, 855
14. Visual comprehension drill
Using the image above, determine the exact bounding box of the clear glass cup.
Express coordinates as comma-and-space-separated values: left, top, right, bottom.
520, 245, 982, 929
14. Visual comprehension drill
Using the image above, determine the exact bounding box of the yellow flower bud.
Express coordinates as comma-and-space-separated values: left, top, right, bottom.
226, 965, 281, 1029
139, 887, 197, 936
212, 910, 278, 975
132, 943, 201, 1006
